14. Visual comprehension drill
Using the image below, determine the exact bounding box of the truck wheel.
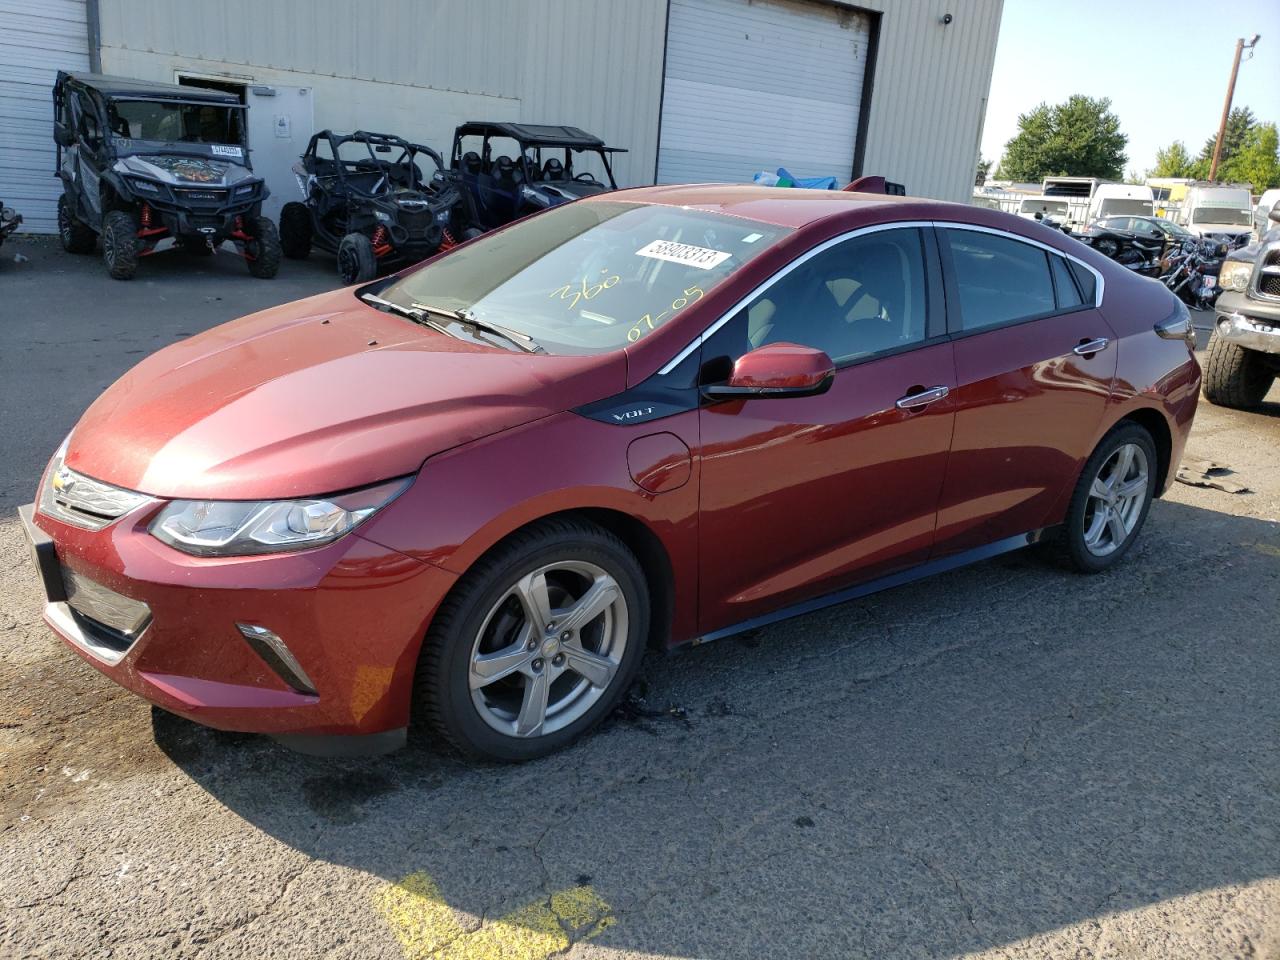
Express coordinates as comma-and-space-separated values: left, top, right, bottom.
279, 202, 312, 259
58, 196, 96, 254
243, 216, 281, 279
1202, 329, 1274, 409
102, 210, 139, 280
337, 233, 377, 284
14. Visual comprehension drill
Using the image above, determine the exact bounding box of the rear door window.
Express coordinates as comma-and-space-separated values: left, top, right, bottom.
942, 230, 1056, 332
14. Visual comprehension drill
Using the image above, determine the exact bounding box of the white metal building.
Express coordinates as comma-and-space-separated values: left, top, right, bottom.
2, 0, 1003, 233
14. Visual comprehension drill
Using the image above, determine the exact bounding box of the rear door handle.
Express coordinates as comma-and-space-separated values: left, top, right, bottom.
895, 385, 950, 410
1073, 337, 1110, 356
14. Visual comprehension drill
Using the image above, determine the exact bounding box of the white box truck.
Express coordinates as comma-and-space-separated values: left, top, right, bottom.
1086, 183, 1155, 222
1179, 183, 1254, 246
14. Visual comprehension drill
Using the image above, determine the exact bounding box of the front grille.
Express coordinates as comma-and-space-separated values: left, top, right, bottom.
1261, 274, 1280, 297
171, 187, 229, 210
399, 209, 435, 234
39, 464, 151, 530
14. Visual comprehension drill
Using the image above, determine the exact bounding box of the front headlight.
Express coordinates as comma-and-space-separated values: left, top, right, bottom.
232, 181, 258, 198
127, 176, 162, 196
149, 478, 409, 556
1218, 259, 1253, 292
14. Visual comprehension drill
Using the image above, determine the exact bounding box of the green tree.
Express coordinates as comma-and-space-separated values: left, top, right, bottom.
1198, 106, 1256, 171
996, 95, 1128, 182
1221, 122, 1280, 191
1151, 140, 1195, 178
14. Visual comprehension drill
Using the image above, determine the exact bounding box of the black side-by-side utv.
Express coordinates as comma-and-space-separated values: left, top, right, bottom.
52, 71, 280, 280
278, 130, 479, 284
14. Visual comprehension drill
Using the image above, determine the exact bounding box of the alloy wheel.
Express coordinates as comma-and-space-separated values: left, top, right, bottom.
468, 560, 628, 738
1082, 442, 1149, 557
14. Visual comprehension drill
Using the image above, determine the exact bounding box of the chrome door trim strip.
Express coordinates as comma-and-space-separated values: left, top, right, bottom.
657, 219, 1107, 376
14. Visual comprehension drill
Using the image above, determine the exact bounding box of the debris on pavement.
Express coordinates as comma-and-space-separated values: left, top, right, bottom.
1176, 457, 1251, 494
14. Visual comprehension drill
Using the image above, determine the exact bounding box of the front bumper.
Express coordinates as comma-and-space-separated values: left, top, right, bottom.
1215, 291, 1280, 355
19, 498, 456, 751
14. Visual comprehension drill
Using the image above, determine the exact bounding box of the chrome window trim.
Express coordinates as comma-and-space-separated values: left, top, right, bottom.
657, 219, 1105, 376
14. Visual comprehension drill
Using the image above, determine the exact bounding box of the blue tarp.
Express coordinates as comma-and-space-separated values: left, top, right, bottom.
751, 167, 838, 190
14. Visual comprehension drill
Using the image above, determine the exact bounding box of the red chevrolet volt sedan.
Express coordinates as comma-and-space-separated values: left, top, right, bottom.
21, 185, 1200, 761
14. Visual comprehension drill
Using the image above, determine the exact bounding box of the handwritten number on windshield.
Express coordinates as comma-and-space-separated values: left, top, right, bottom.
627, 285, 704, 342
551, 271, 619, 311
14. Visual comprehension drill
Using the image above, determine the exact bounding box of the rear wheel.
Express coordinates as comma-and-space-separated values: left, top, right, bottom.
242, 216, 281, 279
414, 517, 649, 761
337, 232, 377, 284
58, 195, 96, 254
279, 202, 312, 259
101, 210, 139, 280
1058, 423, 1158, 573
1202, 330, 1274, 409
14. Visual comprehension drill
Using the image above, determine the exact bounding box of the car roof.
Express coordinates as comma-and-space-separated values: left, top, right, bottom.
455, 122, 612, 149
60, 72, 242, 105
587, 183, 961, 229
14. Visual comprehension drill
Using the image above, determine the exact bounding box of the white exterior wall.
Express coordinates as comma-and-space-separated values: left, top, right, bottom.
96, 0, 667, 190
95, 0, 999, 205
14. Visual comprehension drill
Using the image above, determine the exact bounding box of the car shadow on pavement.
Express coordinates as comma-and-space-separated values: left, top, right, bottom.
145, 497, 1280, 958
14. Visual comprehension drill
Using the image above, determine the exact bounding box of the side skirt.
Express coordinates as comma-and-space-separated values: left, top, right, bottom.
691, 530, 1051, 646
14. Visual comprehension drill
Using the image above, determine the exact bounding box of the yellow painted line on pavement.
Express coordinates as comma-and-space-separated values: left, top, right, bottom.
375, 870, 614, 960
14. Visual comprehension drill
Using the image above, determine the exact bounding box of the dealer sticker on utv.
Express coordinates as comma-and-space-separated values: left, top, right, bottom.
211, 145, 244, 158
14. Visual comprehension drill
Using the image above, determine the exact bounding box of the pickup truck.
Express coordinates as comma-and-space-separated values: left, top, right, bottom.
1203, 205, 1280, 408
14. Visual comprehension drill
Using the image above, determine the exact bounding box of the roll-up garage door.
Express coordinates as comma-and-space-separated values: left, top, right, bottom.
656, 0, 870, 186
0, 0, 91, 233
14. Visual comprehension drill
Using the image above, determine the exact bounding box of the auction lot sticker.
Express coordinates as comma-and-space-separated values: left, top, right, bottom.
636, 239, 732, 270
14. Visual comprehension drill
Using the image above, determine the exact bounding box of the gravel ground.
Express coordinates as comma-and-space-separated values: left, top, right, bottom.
1, 236, 1278, 960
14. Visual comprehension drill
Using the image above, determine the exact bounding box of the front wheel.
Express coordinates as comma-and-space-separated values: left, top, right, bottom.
101, 210, 139, 280
242, 216, 281, 279
337, 232, 377, 284
414, 517, 649, 761
58, 195, 96, 254
1202, 330, 1275, 409
1058, 423, 1158, 573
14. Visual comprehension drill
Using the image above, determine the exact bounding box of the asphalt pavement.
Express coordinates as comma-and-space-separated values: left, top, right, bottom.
1, 235, 1278, 960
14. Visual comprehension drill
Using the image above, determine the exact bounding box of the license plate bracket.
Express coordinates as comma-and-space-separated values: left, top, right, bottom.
18, 504, 67, 603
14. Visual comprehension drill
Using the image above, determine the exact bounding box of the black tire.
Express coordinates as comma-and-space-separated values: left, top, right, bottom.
58, 195, 96, 254
1057, 422, 1159, 574
1095, 238, 1119, 258
461, 226, 484, 241
1202, 329, 1274, 409
414, 517, 649, 762
101, 210, 139, 280
337, 232, 377, 284
242, 216, 281, 279
279, 202, 312, 259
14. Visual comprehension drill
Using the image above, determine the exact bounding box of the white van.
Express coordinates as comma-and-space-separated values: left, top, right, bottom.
1087, 183, 1154, 222
1015, 196, 1072, 223
1255, 188, 1280, 240
1179, 184, 1254, 245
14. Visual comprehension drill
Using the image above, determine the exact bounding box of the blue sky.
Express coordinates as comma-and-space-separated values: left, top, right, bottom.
981, 0, 1280, 176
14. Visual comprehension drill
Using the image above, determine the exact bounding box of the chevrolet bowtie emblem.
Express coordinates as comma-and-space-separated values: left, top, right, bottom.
52, 468, 75, 493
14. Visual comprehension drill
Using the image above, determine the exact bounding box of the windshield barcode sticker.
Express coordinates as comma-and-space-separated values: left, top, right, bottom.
211, 145, 243, 158
636, 240, 731, 270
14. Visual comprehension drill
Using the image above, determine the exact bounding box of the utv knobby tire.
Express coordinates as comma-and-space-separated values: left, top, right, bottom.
1202, 330, 1274, 409
58, 195, 96, 254
101, 210, 139, 280
279, 202, 312, 259
243, 216, 281, 279
337, 232, 377, 285
413, 517, 649, 762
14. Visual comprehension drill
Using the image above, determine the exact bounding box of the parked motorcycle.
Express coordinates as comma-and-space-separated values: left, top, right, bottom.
1073, 221, 1163, 276
1160, 238, 1226, 311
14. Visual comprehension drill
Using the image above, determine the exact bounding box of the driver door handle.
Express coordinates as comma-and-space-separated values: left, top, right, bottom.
895, 385, 950, 410
1073, 337, 1110, 356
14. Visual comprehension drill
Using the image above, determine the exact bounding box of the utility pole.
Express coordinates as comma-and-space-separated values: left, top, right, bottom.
1209, 34, 1261, 181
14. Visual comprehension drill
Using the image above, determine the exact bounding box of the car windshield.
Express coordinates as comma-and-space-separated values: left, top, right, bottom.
1096, 199, 1153, 217
378, 201, 791, 355
1191, 205, 1251, 225
1153, 219, 1191, 237
107, 99, 243, 145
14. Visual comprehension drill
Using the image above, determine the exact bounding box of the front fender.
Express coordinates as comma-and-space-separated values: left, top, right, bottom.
356, 409, 702, 644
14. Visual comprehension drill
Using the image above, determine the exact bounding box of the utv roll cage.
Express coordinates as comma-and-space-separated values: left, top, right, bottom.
303, 129, 448, 194
450, 122, 625, 189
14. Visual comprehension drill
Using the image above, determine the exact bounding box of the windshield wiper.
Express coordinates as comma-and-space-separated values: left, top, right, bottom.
411, 302, 546, 354
359, 292, 453, 337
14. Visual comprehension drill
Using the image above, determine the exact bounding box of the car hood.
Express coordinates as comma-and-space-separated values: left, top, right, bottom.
64, 288, 626, 500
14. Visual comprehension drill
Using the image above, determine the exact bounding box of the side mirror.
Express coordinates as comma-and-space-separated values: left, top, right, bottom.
1269, 206, 1280, 224
701, 342, 835, 400
53, 122, 75, 148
